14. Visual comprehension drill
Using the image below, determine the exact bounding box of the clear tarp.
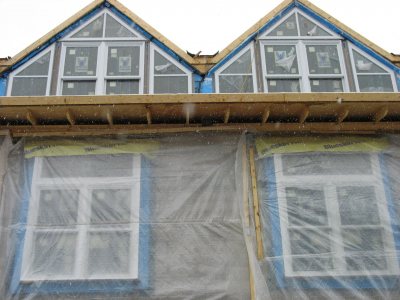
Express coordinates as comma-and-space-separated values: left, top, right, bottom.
1, 133, 400, 299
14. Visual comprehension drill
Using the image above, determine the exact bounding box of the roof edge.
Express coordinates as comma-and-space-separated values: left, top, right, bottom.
0, 0, 200, 76
210, 0, 400, 69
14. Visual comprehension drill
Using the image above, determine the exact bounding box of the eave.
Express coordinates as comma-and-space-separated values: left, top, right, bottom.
1, 93, 400, 137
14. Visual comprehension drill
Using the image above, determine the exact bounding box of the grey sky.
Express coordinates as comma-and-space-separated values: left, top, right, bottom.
0, 0, 399, 58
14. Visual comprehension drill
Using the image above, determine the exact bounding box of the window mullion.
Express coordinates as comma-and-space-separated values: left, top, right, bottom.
326, 183, 346, 274
75, 185, 90, 279
298, 41, 311, 92
96, 42, 107, 94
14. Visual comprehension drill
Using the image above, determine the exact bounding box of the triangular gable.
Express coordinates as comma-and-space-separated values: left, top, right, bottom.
66, 10, 144, 40
261, 9, 336, 38
208, 0, 400, 74
0, 0, 198, 76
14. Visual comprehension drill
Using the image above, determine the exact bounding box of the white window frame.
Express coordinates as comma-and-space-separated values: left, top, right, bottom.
260, 9, 339, 40
259, 40, 349, 92
274, 153, 399, 277
215, 43, 258, 93
21, 155, 141, 281
57, 41, 145, 95
62, 10, 146, 41
348, 43, 398, 92
149, 44, 193, 94
7, 45, 55, 96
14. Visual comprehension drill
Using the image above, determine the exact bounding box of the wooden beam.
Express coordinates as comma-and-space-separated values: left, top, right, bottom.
261, 107, 270, 124
146, 107, 152, 125
106, 109, 113, 125
26, 110, 37, 125
66, 109, 75, 125
242, 143, 250, 227
4, 122, 400, 137
186, 107, 190, 125
2, 93, 400, 106
298, 106, 309, 124
224, 107, 231, 124
337, 107, 349, 124
249, 147, 263, 260
373, 106, 388, 123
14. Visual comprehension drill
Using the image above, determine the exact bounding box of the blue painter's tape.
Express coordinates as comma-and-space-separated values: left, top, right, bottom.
9, 153, 152, 296
199, 77, 214, 93
0, 77, 7, 96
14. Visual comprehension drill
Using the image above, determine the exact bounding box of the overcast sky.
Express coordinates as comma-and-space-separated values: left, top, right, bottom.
0, 0, 399, 58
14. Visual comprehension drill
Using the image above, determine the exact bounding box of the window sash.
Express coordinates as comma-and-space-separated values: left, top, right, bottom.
273, 153, 399, 277
260, 40, 348, 93
21, 155, 141, 281
58, 41, 145, 95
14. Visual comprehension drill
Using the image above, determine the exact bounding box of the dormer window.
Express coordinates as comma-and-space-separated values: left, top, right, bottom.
58, 11, 145, 96
7, 47, 54, 96
215, 44, 257, 93
259, 9, 348, 93
349, 45, 397, 92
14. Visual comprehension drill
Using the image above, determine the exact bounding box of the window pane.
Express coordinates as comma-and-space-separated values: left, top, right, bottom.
31, 231, 76, 277
286, 187, 328, 226
41, 154, 134, 178
338, 186, 380, 225
282, 153, 372, 176
264, 45, 299, 75
71, 15, 104, 38
306, 45, 341, 75
310, 79, 343, 92
219, 75, 253, 93
88, 231, 131, 276
298, 14, 331, 36
357, 75, 394, 92
342, 228, 387, 271
106, 80, 139, 94
105, 14, 135, 38
17, 52, 50, 76
267, 79, 300, 92
91, 189, 131, 224
221, 50, 252, 74
107, 46, 140, 76
64, 47, 98, 76
37, 190, 79, 226
289, 228, 332, 255
292, 256, 334, 272
154, 51, 184, 75
154, 76, 188, 94
11, 78, 47, 96
352, 50, 387, 74
62, 80, 96, 95
267, 13, 298, 37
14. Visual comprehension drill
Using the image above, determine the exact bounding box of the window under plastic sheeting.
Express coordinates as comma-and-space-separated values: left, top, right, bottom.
0, 134, 250, 299
245, 135, 400, 300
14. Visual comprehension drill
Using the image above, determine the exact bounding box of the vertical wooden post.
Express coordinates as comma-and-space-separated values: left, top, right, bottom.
249, 147, 264, 260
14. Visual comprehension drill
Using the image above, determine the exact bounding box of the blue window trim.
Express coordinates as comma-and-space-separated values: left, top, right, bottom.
9, 154, 151, 295
263, 153, 400, 290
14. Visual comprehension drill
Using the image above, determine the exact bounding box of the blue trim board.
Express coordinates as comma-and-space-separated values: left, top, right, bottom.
0, 78, 6, 96
9, 154, 152, 296
263, 155, 400, 290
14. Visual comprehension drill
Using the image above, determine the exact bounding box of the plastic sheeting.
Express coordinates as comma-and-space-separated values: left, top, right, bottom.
1, 133, 400, 300
0, 134, 249, 299
247, 135, 400, 300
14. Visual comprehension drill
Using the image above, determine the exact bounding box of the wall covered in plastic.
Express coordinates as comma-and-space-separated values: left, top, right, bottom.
1, 133, 400, 299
